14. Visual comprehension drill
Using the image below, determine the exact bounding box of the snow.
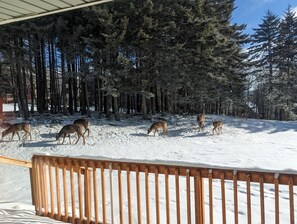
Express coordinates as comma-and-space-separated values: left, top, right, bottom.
1, 104, 297, 223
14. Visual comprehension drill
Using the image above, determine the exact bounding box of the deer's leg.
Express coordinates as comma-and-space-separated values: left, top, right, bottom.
17, 132, 22, 140
68, 134, 71, 144
62, 135, 65, 144
75, 135, 80, 144
82, 135, 85, 145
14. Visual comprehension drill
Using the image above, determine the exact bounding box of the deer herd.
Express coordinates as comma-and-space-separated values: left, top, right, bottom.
0, 114, 225, 143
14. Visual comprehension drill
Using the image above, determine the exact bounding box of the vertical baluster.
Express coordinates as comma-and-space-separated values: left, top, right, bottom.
208, 170, 213, 224
35, 157, 43, 215
246, 175, 251, 224
194, 171, 201, 224
100, 163, 107, 224
62, 161, 68, 222
289, 177, 294, 224
221, 173, 226, 224
165, 167, 170, 224
259, 175, 265, 224
175, 168, 181, 224
70, 160, 76, 223
118, 164, 123, 224
93, 164, 99, 224
136, 165, 142, 224
155, 167, 160, 224
127, 166, 132, 224
109, 163, 114, 224
78, 162, 83, 222
233, 171, 238, 224
145, 166, 150, 224
85, 162, 91, 223
55, 159, 61, 220
186, 169, 191, 224
41, 159, 48, 216
48, 159, 54, 218
274, 174, 279, 224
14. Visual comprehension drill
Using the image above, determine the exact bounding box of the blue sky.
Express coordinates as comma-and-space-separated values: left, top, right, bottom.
232, 0, 297, 35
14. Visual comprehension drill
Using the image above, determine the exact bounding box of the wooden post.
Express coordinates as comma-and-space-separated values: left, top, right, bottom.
118, 165, 123, 224
208, 170, 213, 224
233, 171, 238, 224
100, 163, 107, 224
70, 161, 76, 223
165, 168, 170, 224
77, 164, 83, 222
221, 173, 226, 224
289, 177, 294, 224
246, 175, 251, 224
145, 166, 150, 224
84, 163, 91, 223
155, 166, 160, 224
186, 169, 191, 224
136, 165, 142, 224
54, 160, 61, 220
48, 159, 55, 218
274, 175, 279, 224
62, 162, 69, 222
127, 166, 132, 224
259, 175, 265, 224
175, 168, 181, 224
93, 165, 99, 224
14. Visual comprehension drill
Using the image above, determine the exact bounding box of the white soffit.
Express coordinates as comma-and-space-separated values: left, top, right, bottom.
0, 0, 113, 25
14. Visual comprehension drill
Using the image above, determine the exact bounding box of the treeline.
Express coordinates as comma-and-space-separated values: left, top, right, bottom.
0, 0, 249, 120
248, 7, 297, 121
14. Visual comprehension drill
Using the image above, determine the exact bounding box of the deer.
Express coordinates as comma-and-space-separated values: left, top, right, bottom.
56, 124, 85, 145
197, 114, 205, 131
213, 121, 223, 135
73, 118, 90, 137
147, 120, 168, 136
240, 112, 247, 120
1, 123, 32, 141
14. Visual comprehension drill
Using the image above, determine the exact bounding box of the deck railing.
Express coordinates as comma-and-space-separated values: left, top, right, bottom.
31, 154, 296, 224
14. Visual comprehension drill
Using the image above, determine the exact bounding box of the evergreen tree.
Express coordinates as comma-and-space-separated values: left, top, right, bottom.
275, 7, 297, 120
249, 10, 280, 119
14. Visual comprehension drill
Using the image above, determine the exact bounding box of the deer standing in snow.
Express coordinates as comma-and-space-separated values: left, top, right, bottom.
147, 120, 168, 136
56, 124, 85, 145
73, 118, 90, 136
197, 114, 205, 131
213, 121, 223, 135
1, 123, 32, 141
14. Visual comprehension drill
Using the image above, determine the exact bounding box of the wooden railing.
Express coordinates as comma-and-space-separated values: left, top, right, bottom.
31, 154, 297, 224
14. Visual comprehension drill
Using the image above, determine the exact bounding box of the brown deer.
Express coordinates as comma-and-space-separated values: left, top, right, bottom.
213, 121, 223, 135
1, 123, 32, 141
56, 124, 85, 145
147, 120, 168, 136
74, 118, 90, 136
240, 112, 247, 120
197, 114, 205, 131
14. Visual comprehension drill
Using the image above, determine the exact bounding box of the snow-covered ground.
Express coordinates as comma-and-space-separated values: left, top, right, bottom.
0, 104, 297, 223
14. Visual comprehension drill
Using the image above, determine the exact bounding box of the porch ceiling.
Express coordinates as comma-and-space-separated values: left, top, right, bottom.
0, 0, 112, 25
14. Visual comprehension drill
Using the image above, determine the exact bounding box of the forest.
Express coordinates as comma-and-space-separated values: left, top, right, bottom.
0, 0, 296, 121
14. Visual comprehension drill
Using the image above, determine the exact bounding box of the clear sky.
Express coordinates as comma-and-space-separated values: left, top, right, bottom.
231, 0, 297, 35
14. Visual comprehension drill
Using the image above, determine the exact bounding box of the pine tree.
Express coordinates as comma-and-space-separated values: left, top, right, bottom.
249, 10, 280, 119
275, 7, 297, 120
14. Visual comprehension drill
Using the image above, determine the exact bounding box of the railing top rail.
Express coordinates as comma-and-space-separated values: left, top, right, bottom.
0, 156, 32, 168
32, 154, 297, 185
